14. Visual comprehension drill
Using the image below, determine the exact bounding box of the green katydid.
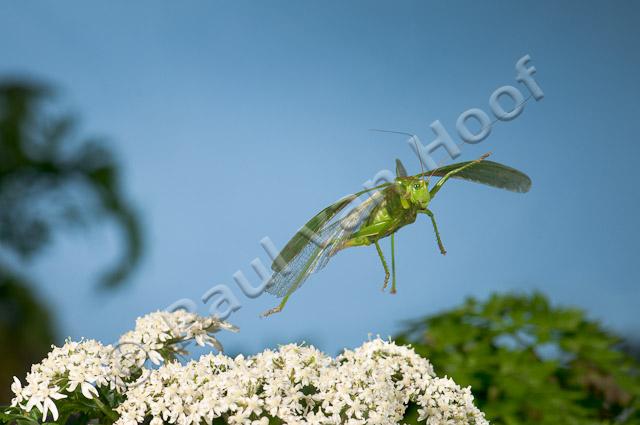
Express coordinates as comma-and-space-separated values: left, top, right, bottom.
262, 152, 531, 317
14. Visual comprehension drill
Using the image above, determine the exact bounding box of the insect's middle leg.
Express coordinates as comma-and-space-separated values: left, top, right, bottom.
390, 233, 397, 294
374, 240, 390, 291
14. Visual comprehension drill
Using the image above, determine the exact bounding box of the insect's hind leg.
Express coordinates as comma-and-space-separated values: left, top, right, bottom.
261, 290, 294, 318
374, 241, 391, 291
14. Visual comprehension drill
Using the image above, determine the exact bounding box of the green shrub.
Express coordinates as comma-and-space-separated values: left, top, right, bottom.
396, 293, 640, 424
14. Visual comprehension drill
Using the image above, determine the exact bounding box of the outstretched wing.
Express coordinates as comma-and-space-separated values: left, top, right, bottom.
271, 183, 391, 273
419, 160, 531, 193
265, 190, 385, 298
271, 194, 355, 273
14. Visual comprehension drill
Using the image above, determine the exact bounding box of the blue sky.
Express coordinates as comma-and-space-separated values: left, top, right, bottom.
1, 0, 638, 355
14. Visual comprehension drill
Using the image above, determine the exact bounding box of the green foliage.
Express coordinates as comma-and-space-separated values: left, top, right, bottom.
1, 388, 123, 425
0, 79, 143, 405
0, 272, 56, 409
396, 292, 640, 424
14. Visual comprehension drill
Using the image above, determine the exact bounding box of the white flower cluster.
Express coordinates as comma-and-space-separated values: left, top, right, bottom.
116, 310, 238, 371
8, 310, 236, 423
115, 339, 487, 425
9, 339, 118, 421
7, 310, 486, 424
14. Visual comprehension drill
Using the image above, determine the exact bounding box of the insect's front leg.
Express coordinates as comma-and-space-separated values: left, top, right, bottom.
429, 153, 490, 198
421, 209, 446, 255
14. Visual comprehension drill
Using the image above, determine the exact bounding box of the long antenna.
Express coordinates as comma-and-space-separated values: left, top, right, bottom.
369, 129, 426, 180
424, 158, 441, 185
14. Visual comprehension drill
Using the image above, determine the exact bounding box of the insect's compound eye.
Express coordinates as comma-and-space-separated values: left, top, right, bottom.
413, 184, 420, 190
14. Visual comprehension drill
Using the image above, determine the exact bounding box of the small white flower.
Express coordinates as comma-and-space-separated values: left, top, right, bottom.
81, 382, 99, 399
148, 350, 164, 365
42, 397, 58, 422
10, 377, 22, 407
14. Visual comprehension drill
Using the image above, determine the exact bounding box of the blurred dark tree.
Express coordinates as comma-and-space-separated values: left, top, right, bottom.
0, 79, 143, 403
397, 293, 640, 424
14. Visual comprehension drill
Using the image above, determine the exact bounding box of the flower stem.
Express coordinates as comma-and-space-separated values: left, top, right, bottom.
94, 397, 118, 423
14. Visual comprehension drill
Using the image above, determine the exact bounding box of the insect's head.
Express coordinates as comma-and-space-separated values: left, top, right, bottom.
397, 177, 430, 207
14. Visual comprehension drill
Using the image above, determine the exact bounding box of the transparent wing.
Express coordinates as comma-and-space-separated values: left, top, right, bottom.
271, 182, 391, 273
271, 194, 356, 273
265, 191, 384, 298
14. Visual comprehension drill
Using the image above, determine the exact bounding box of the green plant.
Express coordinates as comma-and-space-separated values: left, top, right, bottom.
0, 271, 56, 409
0, 79, 143, 404
396, 292, 640, 424
0, 80, 142, 288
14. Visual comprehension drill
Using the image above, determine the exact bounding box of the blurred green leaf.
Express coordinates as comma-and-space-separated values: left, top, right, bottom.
0, 78, 144, 405
0, 79, 143, 288
397, 292, 640, 424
